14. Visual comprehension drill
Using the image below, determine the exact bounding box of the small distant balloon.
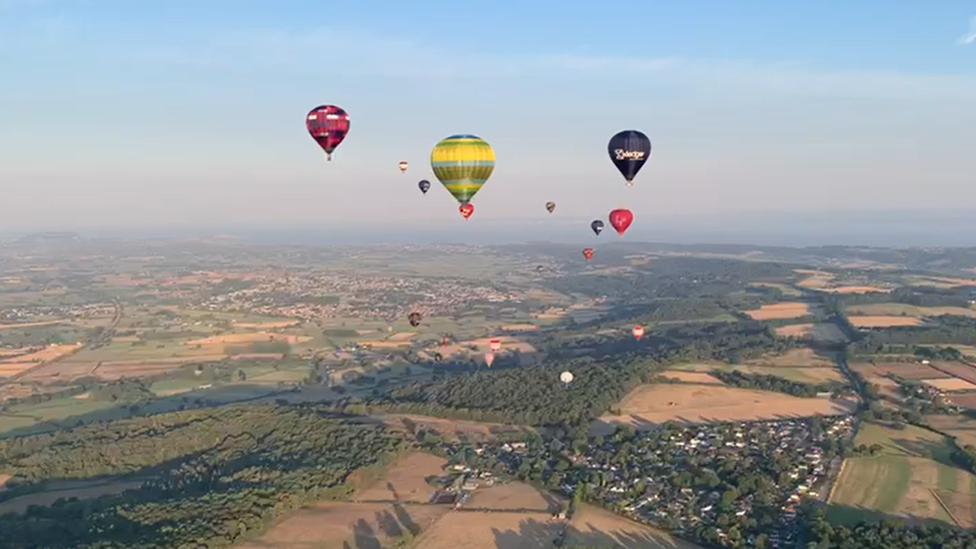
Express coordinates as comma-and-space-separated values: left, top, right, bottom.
399, 161, 409, 174
408, 312, 422, 327
459, 203, 474, 220
591, 220, 604, 236
306, 105, 350, 161
441, 335, 449, 347
560, 371, 574, 385
632, 325, 645, 341
545, 201, 556, 214
609, 209, 633, 237
489, 339, 501, 352
535, 265, 545, 272
582, 248, 594, 261
608, 130, 651, 185
418, 180, 431, 194
334, 348, 342, 357
484, 352, 495, 367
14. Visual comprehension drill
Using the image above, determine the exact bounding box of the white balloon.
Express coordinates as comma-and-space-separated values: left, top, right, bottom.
559, 371, 574, 384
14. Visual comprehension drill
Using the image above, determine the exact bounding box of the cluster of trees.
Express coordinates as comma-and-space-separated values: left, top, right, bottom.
351, 357, 659, 426
587, 298, 730, 326
0, 404, 401, 549
709, 370, 835, 397
804, 507, 976, 548
913, 346, 965, 361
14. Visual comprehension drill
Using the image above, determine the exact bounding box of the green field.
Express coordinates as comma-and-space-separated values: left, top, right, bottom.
828, 423, 976, 527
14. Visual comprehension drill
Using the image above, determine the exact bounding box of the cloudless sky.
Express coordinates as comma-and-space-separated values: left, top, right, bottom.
1, 0, 975, 232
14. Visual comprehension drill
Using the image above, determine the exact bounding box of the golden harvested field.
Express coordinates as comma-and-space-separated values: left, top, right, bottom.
906, 276, 976, 289
847, 303, 976, 319
0, 480, 143, 515
660, 371, 724, 385
922, 378, 976, 391
412, 511, 559, 549
927, 415, 976, 448
744, 302, 813, 320
849, 316, 923, 328
388, 332, 417, 341
668, 362, 844, 383
500, 324, 539, 331
851, 363, 951, 380
591, 385, 856, 435
823, 286, 892, 294
775, 323, 813, 337
566, 503, 705, 549
237, 501, 449, 549
0, 343, 82, 365
948, 393, 976, 410
466, 482, 563, 512
354, 452, 446, 503
748, 282, 803, 297
796, 271, 833, 289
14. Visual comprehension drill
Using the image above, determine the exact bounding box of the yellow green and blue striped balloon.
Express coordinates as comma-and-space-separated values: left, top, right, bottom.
430, 134, 495, 205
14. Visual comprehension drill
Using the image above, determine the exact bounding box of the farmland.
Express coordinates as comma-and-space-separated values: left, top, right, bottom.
744, 302, 815, 320
828, 423, 976, 527
849, 316, 923, 328
465, 482, 562, 512
354, 452, 446, 503
659, 371, 725, 385
411, 511, 559, 549
922, 378, 976, 392
850, 362, 952, 381
0, 479, 143, 516
590, 384, 856, 435
669, 347, 846, 384
564, 503, 705, 549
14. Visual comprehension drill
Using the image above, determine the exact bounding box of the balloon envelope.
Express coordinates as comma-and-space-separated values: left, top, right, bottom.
545, 201, 556, 213
591, 220, 604, 235
489, 339, 501, 352
408, 312, 422, 327
398, 161, 409, 173
560, 371, 574, 384
306, 105, 350, 160
632, 325, 645, 340
484, 352, 495, 367
582, 248, 594, 261
459, 203, 474, 219
418, 180, 431, 194
609, 209, 633, 236
608, 130, 651, 183
430, 135, 495, 205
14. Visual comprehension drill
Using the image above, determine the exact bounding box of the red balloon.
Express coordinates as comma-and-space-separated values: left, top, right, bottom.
609, 208, 633, 236
459, 203, 475, 219
306, 105, 350, 161
582, 248, 594, 261
632, 325, 645, 340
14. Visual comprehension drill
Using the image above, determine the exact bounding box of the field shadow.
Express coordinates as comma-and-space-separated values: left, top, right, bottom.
490, 517, 560, 548
824, 502, 958, 529
889, 436, 956, 466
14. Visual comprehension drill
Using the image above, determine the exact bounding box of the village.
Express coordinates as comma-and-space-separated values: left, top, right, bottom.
190, 271, 521, 320
427, 415, 857, 548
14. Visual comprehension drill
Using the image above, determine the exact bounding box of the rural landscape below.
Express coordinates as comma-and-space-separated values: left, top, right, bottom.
3, 233, 976, 548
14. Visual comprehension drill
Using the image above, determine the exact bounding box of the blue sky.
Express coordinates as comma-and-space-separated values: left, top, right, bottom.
1, 0, 974, 232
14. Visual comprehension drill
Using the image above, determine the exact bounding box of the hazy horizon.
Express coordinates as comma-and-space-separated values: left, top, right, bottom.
5, 208, 976, 248
2, 1, 975, 230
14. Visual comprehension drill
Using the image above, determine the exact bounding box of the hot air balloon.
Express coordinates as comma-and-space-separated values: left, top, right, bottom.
632, 325, 645, 341
560, 371, 574, 385
431, 134, 495, 210
334, 348, 342, 358
545, 201, 556, 214
441, 335, 449, 347
489, 339, 501, 352
418, 180, 431, 194
459, 204, 474, 220
398, 161, 409, 173
591, 220, 605, 236
608, 130, 651, 185
408, 312, 422, 327
535, 265, 545, 272
609, 209, 633, 236
306, 105, 350, 161
582, 248, 594, 261
484, 352, 495, 367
